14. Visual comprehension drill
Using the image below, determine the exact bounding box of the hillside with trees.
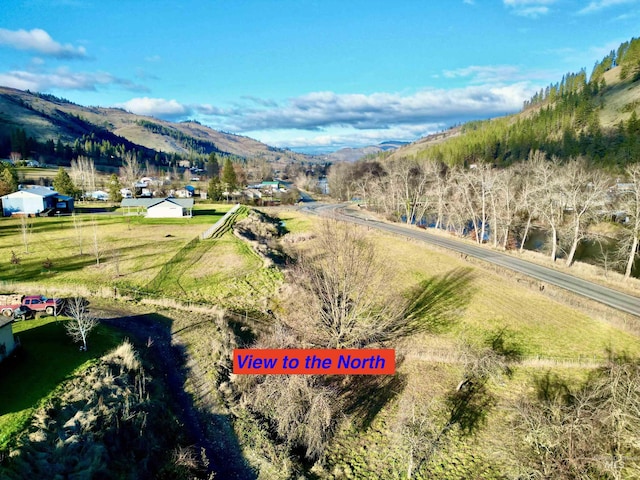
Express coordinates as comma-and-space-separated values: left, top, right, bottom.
329, 37, 640, 279
390, 37, 640, 167
0, 86, 314, 171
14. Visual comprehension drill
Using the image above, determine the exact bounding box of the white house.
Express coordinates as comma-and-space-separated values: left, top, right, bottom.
174, 188, 193, 198
0, 317, 16, 363
122, 197, 194, 218
87, 190, 109, 201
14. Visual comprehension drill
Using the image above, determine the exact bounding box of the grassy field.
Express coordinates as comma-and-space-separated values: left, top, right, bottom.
0, 203, 232, 293
2, 203, 638, 477
0, 316, 123, 450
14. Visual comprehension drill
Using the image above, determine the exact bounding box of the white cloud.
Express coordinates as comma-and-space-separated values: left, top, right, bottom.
0, 28, 87, 59
578, 0, 638, 14
117, 97, 191, 118
0, 67, 147, 92
116, 81, 540, 150
200, 83, 535, 133
261, 124, 443, 151
503, 0, 556, 17
443, 65, 521, 83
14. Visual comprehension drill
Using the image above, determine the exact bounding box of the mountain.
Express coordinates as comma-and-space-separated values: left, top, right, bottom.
0, 86, 313, 167
325, 140, 409, 162
387, 37, 640, 166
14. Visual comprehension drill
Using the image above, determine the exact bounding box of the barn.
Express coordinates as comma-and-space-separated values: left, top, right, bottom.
1, 186, 74, 216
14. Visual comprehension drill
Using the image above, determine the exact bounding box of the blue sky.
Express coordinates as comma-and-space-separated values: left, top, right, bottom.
0, 0, 639, 153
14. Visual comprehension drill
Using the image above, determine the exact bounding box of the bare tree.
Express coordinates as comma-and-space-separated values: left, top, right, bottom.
19, 215, 33, 253
516, 157, 542, 253
237, 323, 340, 460
65, 297, 98, 351
90, 217, 101, 266
451, 164, 492, 244
327, 162, 356, 201
513, 357, 640, 479
283, 221, 408, 348
424, 161, 450, 230
620, 164, 640, 279
387, 158, 430, 225
120, 151, 141, 197
532, 157, 565, 261
72, 213, 84, 255
70, 156, 96, 198
560, 158, 609, 267
491, 168, 520, 249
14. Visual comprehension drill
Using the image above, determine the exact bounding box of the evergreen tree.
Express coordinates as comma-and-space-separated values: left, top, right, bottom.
207, 175, 223, 201
108, 173, 122, 202
0, 166, 17, 196
53, 167, 78, 196
221, 158, 237, 191
207, 152, 220, 178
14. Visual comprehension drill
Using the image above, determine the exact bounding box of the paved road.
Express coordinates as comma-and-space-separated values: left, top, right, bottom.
303, 203, 640, 318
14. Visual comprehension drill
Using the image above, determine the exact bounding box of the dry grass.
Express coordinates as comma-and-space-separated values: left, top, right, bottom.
372, 231, 640, 360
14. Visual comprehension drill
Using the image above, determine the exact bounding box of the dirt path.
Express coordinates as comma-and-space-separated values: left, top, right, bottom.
96, 304, 256, 480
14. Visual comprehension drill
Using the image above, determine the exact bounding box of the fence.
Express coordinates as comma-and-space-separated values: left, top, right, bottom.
200, 203, 242, 240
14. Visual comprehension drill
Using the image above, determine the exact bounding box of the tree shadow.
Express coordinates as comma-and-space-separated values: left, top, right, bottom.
340, 372, 408, 430
333, 269, 476, 431
402, 267, 476, 335
192, 207, 220, 217
102, 313, 256, 480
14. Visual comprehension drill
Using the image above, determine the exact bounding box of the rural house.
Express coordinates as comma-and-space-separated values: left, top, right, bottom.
0, 317, 16, 363
1, 186, 74, 217
121, 197, 194, 218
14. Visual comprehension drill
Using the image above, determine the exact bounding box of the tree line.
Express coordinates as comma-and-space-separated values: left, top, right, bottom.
329, 152, 640, 279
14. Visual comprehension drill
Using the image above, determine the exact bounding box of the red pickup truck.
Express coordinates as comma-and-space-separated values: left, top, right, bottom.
0, 295, 64, 317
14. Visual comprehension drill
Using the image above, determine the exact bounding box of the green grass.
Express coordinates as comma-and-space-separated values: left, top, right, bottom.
0, 205, 229, 291
0, 316, 123, 449
275, 210, 313, 234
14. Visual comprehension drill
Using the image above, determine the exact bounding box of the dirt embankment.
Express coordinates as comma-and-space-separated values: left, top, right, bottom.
96, 304, 256, 480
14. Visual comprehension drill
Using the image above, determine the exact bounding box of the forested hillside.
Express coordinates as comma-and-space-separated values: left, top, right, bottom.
0, 87, 312, 170
390, 37, 640, 168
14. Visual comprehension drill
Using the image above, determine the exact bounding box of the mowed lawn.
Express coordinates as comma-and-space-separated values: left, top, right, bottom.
0, 316, 123, 449
0, 203, 231, 292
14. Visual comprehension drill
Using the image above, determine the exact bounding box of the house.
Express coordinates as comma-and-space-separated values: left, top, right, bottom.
87, 190, 109, 201
121, 197, 194, 217
174, 185, 196, 198
0, 317, 16, 363
244, 188, 263, 200
147, 198, 193, 218
1, 186, 74, 216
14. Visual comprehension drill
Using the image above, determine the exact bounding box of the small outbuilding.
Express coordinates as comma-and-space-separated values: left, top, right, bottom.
0, 317, 16, 363
121, 197, 194, 218
147, 198, 193, 218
